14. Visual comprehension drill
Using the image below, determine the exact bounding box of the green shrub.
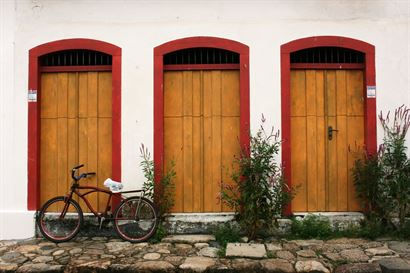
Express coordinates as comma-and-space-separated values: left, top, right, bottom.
289, 214, 333, 239
221, 116, 294, 240
353, 105, 410, 230
397, 220, 410, 239
140, 144, 176, 219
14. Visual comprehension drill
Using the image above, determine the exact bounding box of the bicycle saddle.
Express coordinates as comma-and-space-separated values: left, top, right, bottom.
103, 178, 124, 193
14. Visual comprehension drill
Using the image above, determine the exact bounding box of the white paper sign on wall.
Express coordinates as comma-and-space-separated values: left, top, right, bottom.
28, 89, 37, 102
367, 86, 376, 98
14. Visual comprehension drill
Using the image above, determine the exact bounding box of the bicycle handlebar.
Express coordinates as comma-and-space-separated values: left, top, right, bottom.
71, 165, 95, 181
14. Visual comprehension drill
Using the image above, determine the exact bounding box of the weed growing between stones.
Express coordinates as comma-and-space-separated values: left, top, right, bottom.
289, 215, 333, 239
213, 223, 242, 257
149, 223, 168, 243
220, 116, 295, 240
286, 213, 408, 240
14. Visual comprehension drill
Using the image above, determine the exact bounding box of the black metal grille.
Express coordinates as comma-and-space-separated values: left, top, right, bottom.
290, 47, 364, 63
164, 47, 239, 65
40, 50, 112, 66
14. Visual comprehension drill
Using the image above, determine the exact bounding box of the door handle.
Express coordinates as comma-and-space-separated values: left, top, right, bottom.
328, 126, 339, 140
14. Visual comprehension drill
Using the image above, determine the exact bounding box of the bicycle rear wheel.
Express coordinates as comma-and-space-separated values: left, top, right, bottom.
113, 197, 158, 242
37, 196, 83, 243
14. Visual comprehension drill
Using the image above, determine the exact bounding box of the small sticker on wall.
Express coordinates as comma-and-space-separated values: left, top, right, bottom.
28, 89, 37, 102
367, 86, 376, 98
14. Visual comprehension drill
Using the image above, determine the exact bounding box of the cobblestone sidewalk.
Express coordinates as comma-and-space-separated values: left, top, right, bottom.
1, 235, 410, 272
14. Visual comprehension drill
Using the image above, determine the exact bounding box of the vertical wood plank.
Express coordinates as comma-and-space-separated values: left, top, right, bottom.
97, 71, 112, 212
316, 71, 325, 117
67, 73, 78, 119
203, 72, 212, 118
211, 116, 222, 212
327, 116, 338, 211
192, 71, 202, 211
57, 118, 68, 204
192, 116, 203, 212
211, 71, 222, 116
78, 73, 88, 118
164, 72, 183, 117
211, 71, 222, 212
347, 116, 364, 211
326, 71, 337, 117
164, 118, 183, 212
192, 71, 202, 117
67, 118, 79, 204
183, 71, 193, 116
98, 118, 112, 212
88, 72, 98, 118
203, 116, 213, 212
306, 116, 317, 211
291, 70, 306, 117
336, 70, 347, 115
336, 115, 348, 211
291, 117, 307, 211
182, 71, 193, 212
40, 73, 58, 118
203, 70, 213, 211
57, 73, 68, 118
98, 72, 112, 118
183, 116, 193, 212
78, 118, 88, 211
347, 71, 364, 116
306, 70, 317, 116
221, 117, 240, 212
40, 119, 58, 209
316, 116, 327, 211
221, 71, 240, 116
87, 117, 98, 211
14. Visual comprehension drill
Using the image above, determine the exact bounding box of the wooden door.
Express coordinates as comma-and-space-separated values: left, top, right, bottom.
291, 69, 364, 212
40, 72, 112, 212
164, 70, 240, 213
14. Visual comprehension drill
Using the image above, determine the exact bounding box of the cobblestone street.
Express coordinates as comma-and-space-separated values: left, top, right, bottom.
0, 235, 410, 272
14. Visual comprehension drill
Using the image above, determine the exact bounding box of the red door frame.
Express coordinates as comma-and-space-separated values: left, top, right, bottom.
28, 38, 121, 210
280, 36, 376, 214
153, 36, 250, 198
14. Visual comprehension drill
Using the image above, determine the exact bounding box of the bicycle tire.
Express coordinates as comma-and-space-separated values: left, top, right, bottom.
113, 196, 158, 243
37, 196, 83, 243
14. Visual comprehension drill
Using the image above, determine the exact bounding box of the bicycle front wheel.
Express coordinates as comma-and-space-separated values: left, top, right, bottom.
114, 197, 158, 242
37, 196, 83, 243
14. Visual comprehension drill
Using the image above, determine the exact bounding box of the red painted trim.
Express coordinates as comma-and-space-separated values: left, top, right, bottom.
28, 39, 121, 211
153, 37, 250, 203
40, 65, 112, 72
164, 64, 239, 71
280, 36, 376, 215
290, 63, 364, 70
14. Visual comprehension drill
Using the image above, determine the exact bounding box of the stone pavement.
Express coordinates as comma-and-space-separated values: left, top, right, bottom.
1, 235, 410, 272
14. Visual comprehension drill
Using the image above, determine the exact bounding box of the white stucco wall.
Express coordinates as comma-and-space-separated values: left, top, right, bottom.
0, 0, 409, 239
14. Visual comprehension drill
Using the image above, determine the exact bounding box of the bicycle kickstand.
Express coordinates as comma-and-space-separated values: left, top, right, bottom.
98, 216, 105, 230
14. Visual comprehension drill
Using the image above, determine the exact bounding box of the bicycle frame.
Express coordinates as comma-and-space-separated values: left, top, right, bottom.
62, 184, 144, 221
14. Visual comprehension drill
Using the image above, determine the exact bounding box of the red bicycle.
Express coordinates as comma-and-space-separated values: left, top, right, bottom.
37, 164, 158, 243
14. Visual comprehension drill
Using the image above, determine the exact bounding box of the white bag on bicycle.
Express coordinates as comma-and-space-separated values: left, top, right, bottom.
103, 178, 124, 193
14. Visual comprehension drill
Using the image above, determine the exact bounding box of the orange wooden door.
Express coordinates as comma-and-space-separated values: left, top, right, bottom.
40, 72, 112, 212
164, 70, 240, 213
291, 70, 364, 212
